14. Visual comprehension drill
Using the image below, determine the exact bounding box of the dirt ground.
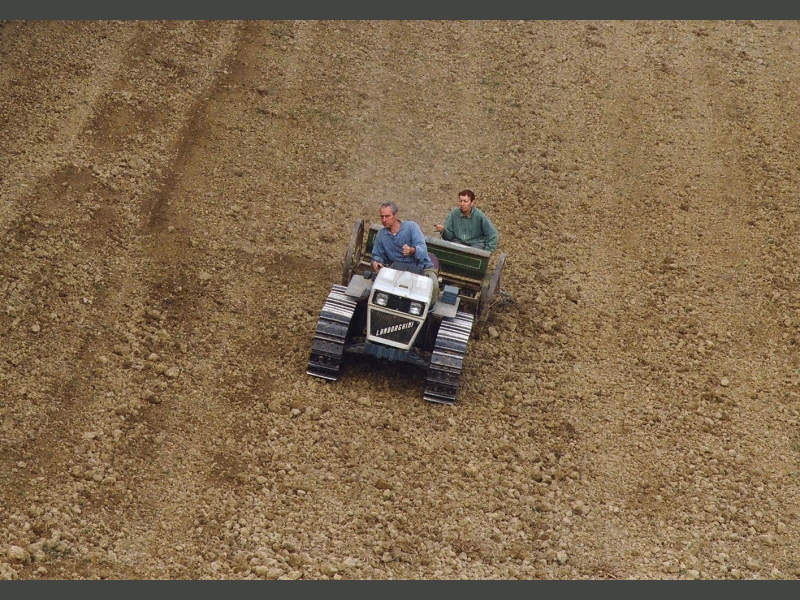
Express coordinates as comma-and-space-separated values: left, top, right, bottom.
2, 20, 800, 580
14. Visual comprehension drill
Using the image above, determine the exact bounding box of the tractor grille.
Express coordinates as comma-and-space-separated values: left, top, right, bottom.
369, 309, 420, 345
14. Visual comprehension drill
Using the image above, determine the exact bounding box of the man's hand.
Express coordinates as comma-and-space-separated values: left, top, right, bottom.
434, 223, 444, 233
402, 244, 416, 257
372, 260, 385, 272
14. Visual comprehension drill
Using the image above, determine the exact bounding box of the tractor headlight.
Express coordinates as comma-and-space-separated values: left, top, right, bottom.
374, 292, 388, 306
408, 301, 423, 316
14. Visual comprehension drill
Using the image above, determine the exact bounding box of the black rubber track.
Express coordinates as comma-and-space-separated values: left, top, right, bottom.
423, 311, 474, 404
307, 284, 357, 381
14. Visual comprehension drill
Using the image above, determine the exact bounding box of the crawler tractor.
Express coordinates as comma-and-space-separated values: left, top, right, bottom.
307, 218, 507, 404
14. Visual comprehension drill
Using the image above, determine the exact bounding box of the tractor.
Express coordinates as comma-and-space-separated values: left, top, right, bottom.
306, 218, 507, 404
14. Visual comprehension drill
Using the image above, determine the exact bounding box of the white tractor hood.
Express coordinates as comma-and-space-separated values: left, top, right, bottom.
373, 267, 432, 305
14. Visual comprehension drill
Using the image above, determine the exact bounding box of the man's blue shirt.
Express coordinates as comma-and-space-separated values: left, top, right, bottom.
371, 220, 434, 269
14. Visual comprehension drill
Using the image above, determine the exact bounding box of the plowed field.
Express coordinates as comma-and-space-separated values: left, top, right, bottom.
2, 20, 800, 580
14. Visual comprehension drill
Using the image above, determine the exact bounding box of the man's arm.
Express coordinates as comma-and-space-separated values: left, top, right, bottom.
408, 222, 429, 258
371, 231, 387, 265
440, 209, 456, 241
481, 212, 499, 252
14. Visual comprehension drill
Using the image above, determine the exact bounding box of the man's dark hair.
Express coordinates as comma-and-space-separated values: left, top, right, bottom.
458, 189, 475, 202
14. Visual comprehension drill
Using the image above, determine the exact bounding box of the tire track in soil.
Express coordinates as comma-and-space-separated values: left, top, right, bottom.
93, 21, 245, 576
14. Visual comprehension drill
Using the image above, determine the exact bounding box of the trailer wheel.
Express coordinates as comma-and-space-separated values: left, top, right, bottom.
478, 252, 506, 325
342, 218, 365, 286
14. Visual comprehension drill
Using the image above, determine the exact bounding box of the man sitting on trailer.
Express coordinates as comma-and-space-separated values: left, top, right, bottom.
434, 189, 499, 253
371, 201, 439, 305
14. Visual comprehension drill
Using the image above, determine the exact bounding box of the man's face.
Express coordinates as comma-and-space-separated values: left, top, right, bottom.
380, 207, 398, 229
458, 195, 474, 215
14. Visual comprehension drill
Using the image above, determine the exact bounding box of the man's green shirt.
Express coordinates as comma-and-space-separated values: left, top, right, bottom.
441, 207, 499, 252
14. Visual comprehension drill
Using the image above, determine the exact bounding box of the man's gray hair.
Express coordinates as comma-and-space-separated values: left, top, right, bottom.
380, 201, 399, 214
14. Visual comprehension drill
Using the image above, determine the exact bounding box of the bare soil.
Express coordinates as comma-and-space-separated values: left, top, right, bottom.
2, 20, 800, 580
